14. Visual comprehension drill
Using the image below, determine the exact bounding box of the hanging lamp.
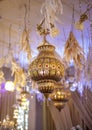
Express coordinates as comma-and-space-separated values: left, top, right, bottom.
49, 82, 71, 111
29, 34, 65, 98
20, 90, 30, 102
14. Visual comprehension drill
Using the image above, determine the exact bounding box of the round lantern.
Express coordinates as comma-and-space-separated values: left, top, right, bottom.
49, 87, 71, 111
29, 39, 65, 97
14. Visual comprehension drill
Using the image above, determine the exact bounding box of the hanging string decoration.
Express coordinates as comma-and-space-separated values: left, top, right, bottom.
85, 46, 92, 87
0, 70, 5, 84
75, 2, 92, 30
40, 0, 63, 37
84, 19, 92, 90
5, 50, 14, 67
11, 60, 27, 88
6, 24, 14, 66
19, 4, 31, 62
0, 58, 5, 84
0, 25, 13, 83
0, 58, 5, 68
64, 31, 85, 70
20, 29, 31, 60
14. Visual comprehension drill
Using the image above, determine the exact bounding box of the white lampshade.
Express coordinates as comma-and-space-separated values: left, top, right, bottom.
5, 81, 15, 92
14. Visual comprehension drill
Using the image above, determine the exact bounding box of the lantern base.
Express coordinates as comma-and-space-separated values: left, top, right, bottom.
54, 102, 65, 111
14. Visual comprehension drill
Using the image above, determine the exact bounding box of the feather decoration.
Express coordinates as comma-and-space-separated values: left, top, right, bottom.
20, 29, 31, 60
11, 60, 26, 87
50, 27, 59, 37
0, 57, 5, 68
0, 70, 5, 84
75, 13, 88, 31
64, 31, 85, 70
0, 58, 5, 84
5, 50, 13, 66
75, 21, 84, 31
41, 0, 63, 36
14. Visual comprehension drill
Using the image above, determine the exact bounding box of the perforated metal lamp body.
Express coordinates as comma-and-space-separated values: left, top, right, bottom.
29, 39, 65, 97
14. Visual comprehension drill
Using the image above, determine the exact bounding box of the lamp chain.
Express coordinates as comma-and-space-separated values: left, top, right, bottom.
24, 4, 27, 29
8, 24, 12, 51
71, 5, 75, 32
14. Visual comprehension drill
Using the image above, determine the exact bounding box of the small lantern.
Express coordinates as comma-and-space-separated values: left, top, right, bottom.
49, 88, 71, 111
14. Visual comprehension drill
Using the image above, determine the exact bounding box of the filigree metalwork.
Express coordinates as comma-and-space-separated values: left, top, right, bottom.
29, 38, 65, 97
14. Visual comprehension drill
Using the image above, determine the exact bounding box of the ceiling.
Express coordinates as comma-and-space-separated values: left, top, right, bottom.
0, 0, 92, 66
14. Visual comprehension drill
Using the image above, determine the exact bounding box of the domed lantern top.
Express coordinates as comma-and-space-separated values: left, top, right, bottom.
37, 40, 55, 58
29, 39, 65, 82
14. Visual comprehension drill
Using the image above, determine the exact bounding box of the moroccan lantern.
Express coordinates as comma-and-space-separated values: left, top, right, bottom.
29, 38, 65, 97
49, 87, 71, 111
20, 91, 30, 102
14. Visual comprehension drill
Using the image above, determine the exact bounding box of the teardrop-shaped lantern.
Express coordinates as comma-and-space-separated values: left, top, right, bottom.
29, 38, 65, 97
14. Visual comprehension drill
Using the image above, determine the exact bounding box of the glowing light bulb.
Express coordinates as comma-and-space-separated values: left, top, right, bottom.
70, 82, 77, 92
5, 81, 15, 92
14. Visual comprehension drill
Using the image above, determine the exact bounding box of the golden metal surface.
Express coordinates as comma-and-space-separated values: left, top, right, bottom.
21, 91, 30, 102
37, 80, 56, 97
54, 102, 65, 111
29, 40, 65, 82
29, 39, 65, 96
49, 87, 71, 111
50, 88, 71, 103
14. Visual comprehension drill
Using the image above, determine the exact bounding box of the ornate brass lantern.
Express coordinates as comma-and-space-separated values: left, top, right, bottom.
49, 87, 71, 111
21, 91, 30, 102
29, 38, 65, 97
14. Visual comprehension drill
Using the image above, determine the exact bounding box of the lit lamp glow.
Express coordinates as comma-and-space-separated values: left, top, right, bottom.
29, 38, 65, 98
49, 87, 71, 111
5, 81, 15, 92
21, 101, 29, 110
1, 115, 14, 129
13, 108, 19, 119
21, 91, 30, 102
